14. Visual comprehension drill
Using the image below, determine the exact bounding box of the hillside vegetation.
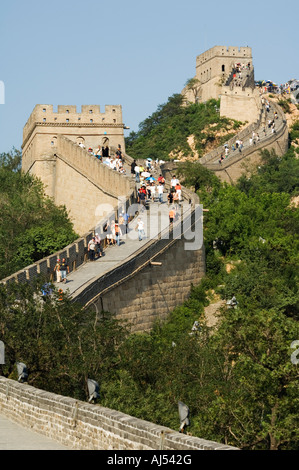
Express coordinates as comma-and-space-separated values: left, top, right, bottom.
0, 149, 78, 279
1, 109, 299, 450
125, 94, 244, 161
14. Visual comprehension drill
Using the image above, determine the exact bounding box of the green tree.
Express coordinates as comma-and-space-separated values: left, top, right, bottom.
125, 96, 242, 161
0, 147, 22, 172
0, 150, 78, 279
176, 160, 220, 193
0, 280, 130, 400
206, 307, 299, 450
184, 77, 201, 103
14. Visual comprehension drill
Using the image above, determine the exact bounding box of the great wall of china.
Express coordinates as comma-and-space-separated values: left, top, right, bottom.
0, 46, 290, 450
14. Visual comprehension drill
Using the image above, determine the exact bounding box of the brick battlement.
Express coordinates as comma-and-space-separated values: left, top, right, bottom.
23, 104, 124, 144
0, 377, 239, 450
196, 45, 252, 66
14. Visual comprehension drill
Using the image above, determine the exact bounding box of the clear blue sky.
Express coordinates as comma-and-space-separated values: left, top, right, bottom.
0, 0, 298, 154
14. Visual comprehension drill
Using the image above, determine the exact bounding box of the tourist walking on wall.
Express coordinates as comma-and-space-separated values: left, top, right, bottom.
173, 191, 179, 207
60, 258, 69, 283
94, 233, 103, 258
134, 164, 140, 183
114, 222, 122, 246
175, 182, 182, 202
110, 220, 116, 245
171, 175, 178, 188
168, 190, 174, 205
157, 182, 164, 203
136, 218, 145, 241
119, 213, 125, 236
131, 159, 137, 174
54, 258, 62, 283
104, 221, 113, 245
88, 237, 96, 261
138, 187, 146, 210
169, 207, 176, 224
150, 183, 156, 202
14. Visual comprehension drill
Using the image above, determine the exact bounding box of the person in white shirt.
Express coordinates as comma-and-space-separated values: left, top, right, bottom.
171, 175, 178, 188
150, 183, 156, 202
157, 182, 164, 203
136, 218, 145, 241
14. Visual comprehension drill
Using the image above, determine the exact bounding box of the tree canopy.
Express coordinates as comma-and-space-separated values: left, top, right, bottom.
1, 113, 299, 450
0, 149, 78, 279
125, 95, 243, 161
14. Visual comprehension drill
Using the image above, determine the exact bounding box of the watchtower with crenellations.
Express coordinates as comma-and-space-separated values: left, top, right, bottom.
22, 104, 126, 174
195, 46, 252, 101
21, 104, 133, 235
182, 45, 259, 123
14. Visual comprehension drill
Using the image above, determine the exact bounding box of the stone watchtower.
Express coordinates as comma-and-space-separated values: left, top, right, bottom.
182, 46, 259, 123
195, 45, 252, 101
21, 105, 133, 235
22, 104, 126, 176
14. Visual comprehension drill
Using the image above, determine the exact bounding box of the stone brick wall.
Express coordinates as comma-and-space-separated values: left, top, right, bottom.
220, 86, 260, 123
204, 100, 289, 183
162, 99, 289, 184
69, 186, 205, 332
1, 231, 92, 285
21, 103, 133, 235
22, 133, 136, 235
0, 377, 238, 450
87, 233, 205, 333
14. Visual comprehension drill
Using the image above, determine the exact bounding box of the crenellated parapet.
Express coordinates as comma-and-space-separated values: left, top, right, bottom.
0, 377, 238, 450
22, 104, 126, 167
23, 104, 124, 137
196, 45, 252, 62
21, 104, 131, 235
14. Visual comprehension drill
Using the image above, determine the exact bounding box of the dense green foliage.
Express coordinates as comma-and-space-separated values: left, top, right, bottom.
0, 279, 129, 401
0, 149, 78, 279
1, 115, 299, 450
125, 94, 242, 161
104, 122, 299, 449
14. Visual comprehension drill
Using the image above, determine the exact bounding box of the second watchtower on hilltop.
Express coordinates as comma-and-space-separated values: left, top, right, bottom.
182, 45, 259, 123
195, 45, 253, 101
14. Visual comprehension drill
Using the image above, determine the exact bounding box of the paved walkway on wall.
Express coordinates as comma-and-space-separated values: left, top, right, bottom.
0, 413, 68, 450
56, 195, 187, 298
206, 99, 281, 166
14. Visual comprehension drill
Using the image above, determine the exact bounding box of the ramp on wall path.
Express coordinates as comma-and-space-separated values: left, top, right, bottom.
56, 193, 182, 299
0, 412, 68, 450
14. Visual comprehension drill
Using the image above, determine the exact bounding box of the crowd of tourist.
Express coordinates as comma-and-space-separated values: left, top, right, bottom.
78, 142, 126, 174
136, 173, 182, 208
229, 62, 252, 89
